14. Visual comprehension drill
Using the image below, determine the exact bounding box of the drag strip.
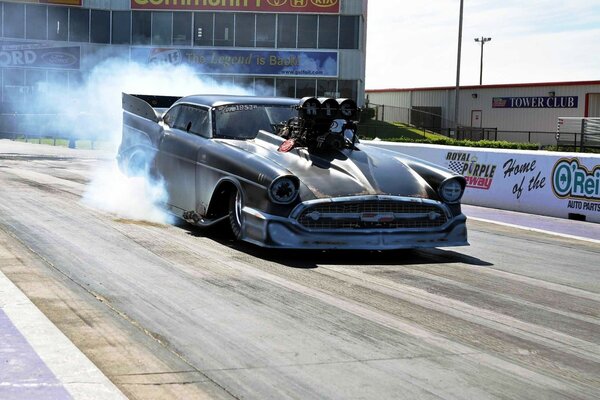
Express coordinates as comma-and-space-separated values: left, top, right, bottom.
1, 141, 599, 400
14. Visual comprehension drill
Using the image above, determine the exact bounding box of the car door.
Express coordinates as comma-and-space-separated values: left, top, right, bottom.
156, 104, 211, 214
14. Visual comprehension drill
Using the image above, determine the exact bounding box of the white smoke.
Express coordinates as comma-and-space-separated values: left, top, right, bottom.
34, 57, 249, 224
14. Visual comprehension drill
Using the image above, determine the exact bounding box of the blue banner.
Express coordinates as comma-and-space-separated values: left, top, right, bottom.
130, 48, 338, 77
0, 41, 80, 70
492, 96, 578, 109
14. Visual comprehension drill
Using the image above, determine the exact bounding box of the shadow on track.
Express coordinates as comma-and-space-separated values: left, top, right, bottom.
183, 222, 492, 270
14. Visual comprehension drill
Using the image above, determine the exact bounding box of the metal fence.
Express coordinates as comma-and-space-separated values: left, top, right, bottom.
557, 117, 600, 151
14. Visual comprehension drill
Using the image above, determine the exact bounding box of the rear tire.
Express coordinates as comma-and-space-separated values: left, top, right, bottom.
228, 190, 243, 240
124, 148, 149, 176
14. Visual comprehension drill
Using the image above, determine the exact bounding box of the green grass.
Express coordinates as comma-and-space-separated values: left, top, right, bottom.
359, 120, 445, 140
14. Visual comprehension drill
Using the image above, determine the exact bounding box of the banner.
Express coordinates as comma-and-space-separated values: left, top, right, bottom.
131, 47, 338, 77
0, 41, 80, 70
493, 96, 578, 109
368, 142, 600, 223
11, 0, 82, 5
131, 0, 340, 13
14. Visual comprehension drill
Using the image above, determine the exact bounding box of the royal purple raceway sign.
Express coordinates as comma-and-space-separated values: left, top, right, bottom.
0, 41, 80, 70
492, 96, 578, 109
130, 48, 338, 77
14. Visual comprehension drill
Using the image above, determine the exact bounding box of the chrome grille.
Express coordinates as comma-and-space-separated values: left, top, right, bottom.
297, 200, 447, 230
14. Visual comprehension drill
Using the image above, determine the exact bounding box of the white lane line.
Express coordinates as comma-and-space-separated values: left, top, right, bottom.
0, 265, 126, 400
468, 216, 600, 244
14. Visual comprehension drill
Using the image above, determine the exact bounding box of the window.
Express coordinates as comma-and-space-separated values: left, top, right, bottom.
339, 16, 359, 49
214, 13, 233, 47
173, 12, 192, 45
338, 80, 358, 100
277, 15, 296, 48
255, 14, 275, 48
90, 10, 110, 44
162, 106, 181, 128
174, 106, 210, 137
2, 69, 25, 105
132, 11, 151, 45
194, 13, 213, 46
234, 76, 254, 93
25, 69, 46, 96
297, 15, 317, 48
317, 79, 338, 97
255, 78, 274, 96
235, 13, 254, 47
276, 78, 295, 97
318, 15, 338, 49
69, 8, 90, 42
47, 70, 69, 88
152, 12, 172, 45
112, 11, 131, 44
48, 6, 68, 41
4, 3, 25, 38
296, 79, 316, 98
26, 4, 47, 40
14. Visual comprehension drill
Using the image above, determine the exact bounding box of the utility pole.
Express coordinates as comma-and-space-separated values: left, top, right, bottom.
474, 36, 492, 85
453, 0, 464, 135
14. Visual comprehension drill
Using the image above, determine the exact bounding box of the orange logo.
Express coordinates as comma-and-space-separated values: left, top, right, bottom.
310, 0, 338, 7
290, 0, 307, 7
266, 0, 288, 6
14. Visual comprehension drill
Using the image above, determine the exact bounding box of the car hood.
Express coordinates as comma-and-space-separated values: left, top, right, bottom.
219, 135, 437, 200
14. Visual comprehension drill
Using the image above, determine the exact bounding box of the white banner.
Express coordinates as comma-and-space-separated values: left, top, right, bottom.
367, 141, 600, 223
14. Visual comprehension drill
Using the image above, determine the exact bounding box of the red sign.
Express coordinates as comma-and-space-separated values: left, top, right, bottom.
131, 0, 340, 13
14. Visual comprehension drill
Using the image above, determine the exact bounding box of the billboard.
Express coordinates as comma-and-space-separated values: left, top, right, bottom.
131, 47, 338, 77
131, 0, 340, 13
0, 41, 80, 70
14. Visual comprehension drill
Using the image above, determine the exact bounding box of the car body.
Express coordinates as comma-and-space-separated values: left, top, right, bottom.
118, 93, 468, 250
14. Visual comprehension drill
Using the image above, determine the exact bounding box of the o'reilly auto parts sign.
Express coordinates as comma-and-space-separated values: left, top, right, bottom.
492, 96, 578, 108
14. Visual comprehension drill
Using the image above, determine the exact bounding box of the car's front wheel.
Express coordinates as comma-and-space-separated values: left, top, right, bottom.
228, 190, 243, 240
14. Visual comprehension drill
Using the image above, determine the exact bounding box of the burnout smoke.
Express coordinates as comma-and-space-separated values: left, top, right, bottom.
33, 57, 249, 224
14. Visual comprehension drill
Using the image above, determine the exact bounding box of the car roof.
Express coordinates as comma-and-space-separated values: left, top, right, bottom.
175, 94, 299, 108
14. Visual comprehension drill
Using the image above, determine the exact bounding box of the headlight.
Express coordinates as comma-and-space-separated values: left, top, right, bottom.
269, 176, 299, 204
438, 178, 464, 203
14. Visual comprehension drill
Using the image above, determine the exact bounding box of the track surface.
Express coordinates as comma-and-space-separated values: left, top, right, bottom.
1, 141, 599, 400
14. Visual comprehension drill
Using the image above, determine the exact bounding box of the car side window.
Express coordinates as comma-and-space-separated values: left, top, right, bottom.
173, 105, 210, 138
162, 106, 180, 128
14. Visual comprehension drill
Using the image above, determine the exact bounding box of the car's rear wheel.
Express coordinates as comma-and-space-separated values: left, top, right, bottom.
124, 148, 149, 176
228, 190, 243, 240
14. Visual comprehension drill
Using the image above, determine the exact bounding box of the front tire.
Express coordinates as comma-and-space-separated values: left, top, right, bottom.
228, 190, 243, 240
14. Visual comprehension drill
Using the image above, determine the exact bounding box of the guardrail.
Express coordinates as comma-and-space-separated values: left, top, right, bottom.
0, 113, 101, 149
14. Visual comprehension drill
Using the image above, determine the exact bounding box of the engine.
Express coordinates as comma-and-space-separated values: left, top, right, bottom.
277, 97, 359, 153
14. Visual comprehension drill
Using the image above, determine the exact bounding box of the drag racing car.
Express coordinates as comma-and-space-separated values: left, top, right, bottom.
118, 93, 468, 249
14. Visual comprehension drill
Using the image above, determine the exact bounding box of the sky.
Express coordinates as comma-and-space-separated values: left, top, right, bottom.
365, 0, 600, 89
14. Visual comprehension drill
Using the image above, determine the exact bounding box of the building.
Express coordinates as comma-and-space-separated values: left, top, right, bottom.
0, 0, 368, 114
366, 81, 600, 145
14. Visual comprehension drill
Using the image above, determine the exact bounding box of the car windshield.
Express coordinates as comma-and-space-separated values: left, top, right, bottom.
214, 104, 297, 139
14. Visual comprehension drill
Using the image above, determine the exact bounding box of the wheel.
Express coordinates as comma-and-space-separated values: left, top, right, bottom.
228, 190, 243, 240
124, 148, 149, 176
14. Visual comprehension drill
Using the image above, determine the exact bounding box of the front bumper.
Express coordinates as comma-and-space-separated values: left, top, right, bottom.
240, 199, 469, 250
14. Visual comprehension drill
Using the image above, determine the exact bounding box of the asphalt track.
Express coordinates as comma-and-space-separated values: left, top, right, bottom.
1, 140, 599, 399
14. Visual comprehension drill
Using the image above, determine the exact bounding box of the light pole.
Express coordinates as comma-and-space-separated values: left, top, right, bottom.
453, 0, 464, 134
474, 36, 492, 85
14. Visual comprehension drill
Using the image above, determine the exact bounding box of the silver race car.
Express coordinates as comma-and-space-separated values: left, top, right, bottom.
118, 93, 468, 249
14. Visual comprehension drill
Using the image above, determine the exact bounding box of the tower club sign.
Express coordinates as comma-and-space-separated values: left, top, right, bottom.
131, 0, 340, 13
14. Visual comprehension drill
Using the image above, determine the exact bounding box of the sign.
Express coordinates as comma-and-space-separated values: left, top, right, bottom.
131, 47, 338, 77
14, 0, 82, 4
0, 41, 80, 70
131, 0, 340, 13
492, 96, 578, 109
367, 142, 600, 223
446, 151, 497, 190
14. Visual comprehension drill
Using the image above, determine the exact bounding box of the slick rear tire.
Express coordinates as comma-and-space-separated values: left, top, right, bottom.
228, 190, 243, 240
125, 148, 149, 177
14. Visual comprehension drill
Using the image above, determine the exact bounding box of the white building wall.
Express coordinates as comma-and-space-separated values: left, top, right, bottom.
367, 82, 600, 145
